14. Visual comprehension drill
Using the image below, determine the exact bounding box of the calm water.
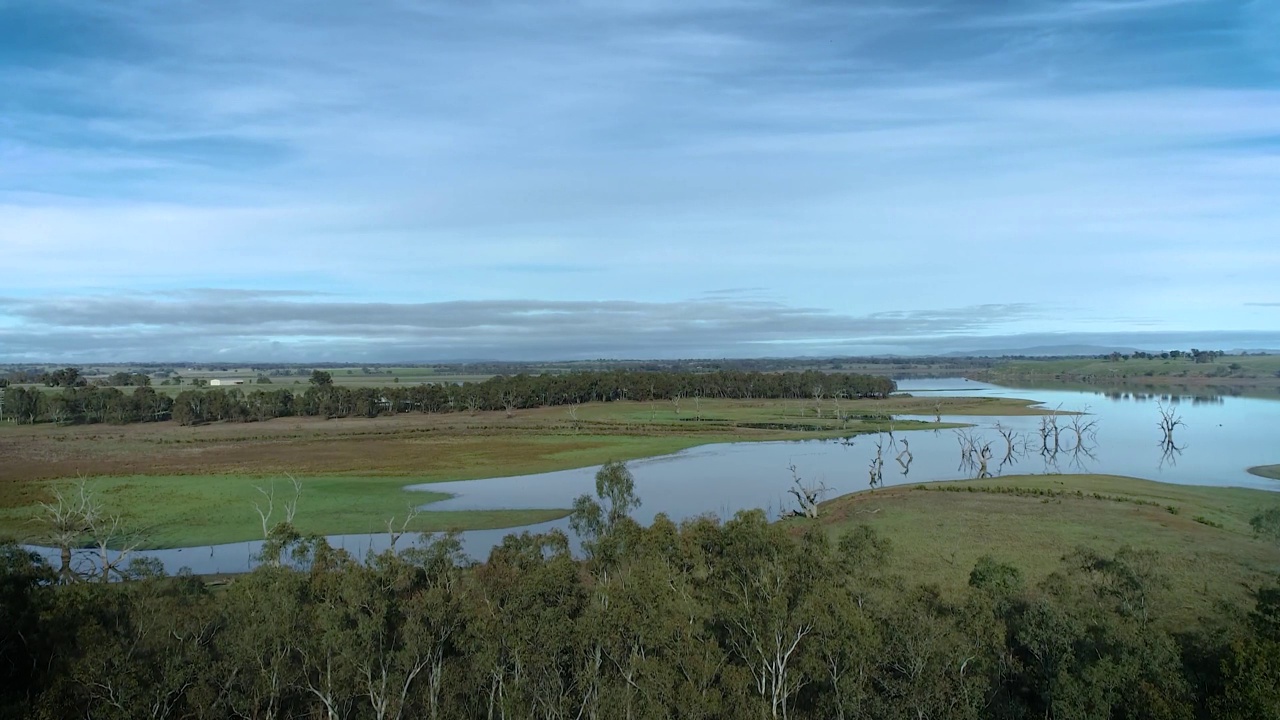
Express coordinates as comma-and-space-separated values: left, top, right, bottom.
39, 379, 1280, 574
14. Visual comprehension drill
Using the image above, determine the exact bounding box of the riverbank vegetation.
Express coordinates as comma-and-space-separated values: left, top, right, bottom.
3, 467, 1278, 719
0, 369, 895, 426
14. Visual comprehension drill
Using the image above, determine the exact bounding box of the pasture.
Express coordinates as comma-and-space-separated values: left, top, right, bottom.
814, 474, 1280, 624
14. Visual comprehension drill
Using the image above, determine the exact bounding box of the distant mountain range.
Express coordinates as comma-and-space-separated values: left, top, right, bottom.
942, 345, 1141, 358
942, 345, 1280, 358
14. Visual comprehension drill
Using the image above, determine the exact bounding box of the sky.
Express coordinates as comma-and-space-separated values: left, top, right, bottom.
1, 0, 1278, 361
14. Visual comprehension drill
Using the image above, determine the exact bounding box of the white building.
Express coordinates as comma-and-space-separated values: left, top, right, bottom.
209, 378, 245, 386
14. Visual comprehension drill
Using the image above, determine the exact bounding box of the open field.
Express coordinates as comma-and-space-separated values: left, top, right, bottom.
0, 475, 568, 549
970, 354, 1280, 399
813, 474, 1280, 624
0, 396, 1050, 547
1249, 464, 1280, 480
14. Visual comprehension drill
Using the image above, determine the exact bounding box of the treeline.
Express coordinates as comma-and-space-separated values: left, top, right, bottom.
3, 512, 1277, 719
0, 370, 895, 426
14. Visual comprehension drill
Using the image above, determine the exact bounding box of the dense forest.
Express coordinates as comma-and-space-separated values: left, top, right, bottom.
3, 463, 1278, 720
0, 369, 895, 426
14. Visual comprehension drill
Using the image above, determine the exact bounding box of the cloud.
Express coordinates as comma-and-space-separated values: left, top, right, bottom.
0, 293, 1046, 361
1, 0, 1277, 360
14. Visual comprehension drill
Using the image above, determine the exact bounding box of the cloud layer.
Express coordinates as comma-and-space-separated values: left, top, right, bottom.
2, 0, 1278, 359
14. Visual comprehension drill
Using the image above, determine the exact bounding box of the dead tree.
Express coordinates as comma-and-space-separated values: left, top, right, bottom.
252, 475, 303, 539
501, 392, 520, 419
896, 438, 913, 475
934, 402, 942, 424
785, 464, 829, 518
869, 435, 886, 488
87, 512, 144, 583
39, 480, 95, 583
387, 507, 421, 551
895, 437, 913, 465
831, 392, 848, 428
671, 392, 683, 416
1067, 408, 1099, 450
39, 479, 145, 583
977, 443, 993, 478
811, 386, 825, 418
1158, 402, 1185, 446
955, 430, 993, 478
995, 422, 1024, 471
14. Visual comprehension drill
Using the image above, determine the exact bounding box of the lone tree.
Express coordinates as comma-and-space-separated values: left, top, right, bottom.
569, 460, 642, 545
309, 370, 333, 387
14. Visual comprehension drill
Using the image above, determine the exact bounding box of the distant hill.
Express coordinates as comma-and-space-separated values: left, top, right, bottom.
943, 345, 1141, 358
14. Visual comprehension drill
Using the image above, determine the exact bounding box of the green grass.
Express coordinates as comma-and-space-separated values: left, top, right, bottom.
0, 474, 570, 550
812, 474, 1280, 625
1248, 464, 1280, 480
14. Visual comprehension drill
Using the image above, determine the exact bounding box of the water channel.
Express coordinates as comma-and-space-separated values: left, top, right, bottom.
40, 379, 1280, 575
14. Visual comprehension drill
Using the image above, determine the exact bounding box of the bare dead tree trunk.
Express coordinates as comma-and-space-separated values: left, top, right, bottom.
785, 464, 828, 518
387, 507, 420, 551
40, 479, 95, 584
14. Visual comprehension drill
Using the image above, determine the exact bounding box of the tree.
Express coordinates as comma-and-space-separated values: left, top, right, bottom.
570, 460, 642, 551
309, 370, 333, 387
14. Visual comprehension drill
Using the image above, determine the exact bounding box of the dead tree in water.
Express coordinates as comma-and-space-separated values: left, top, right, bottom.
40, 481, 94, 583
868, 435, 886, 488
1157, 402, 1186, 467
1067, 408, 1099, 449
1158, 402, 1185, 446
895, 438, 913, 475
955, 430, 994, 478
785, 464, 829, 518
40, 479, 145, 583
895, 437, 913, 465
976, 444, 993, 479
995, 422, 1024, 471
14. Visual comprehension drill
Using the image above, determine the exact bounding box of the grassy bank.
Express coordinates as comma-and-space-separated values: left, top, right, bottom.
0, 474, 570, 549
1249, 464, 1280, 480
971, 354, 1280, 400
812, 474, 1280, 623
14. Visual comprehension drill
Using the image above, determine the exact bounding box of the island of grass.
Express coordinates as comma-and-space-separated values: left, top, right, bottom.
1248, 464, 1280, 480
811, 474, 1280, 623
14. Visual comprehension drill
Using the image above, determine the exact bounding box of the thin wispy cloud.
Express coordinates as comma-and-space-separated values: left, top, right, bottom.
1, 0, 1277, 360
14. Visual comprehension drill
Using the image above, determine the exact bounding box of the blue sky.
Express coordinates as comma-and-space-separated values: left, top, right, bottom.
1, 0, 1278, 361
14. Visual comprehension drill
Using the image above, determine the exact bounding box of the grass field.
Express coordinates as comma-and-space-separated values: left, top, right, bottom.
1249, 464, 1280, 480
972, 354, 1280, 400
0, 475, 569, 549
1, 396, 1052, 548
812, 474, 1280, 624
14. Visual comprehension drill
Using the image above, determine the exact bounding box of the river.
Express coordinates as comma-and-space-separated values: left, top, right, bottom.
37, 379, 1280, 575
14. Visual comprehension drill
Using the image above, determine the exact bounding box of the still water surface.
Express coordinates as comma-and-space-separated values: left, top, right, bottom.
50, 379, 1280, 574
